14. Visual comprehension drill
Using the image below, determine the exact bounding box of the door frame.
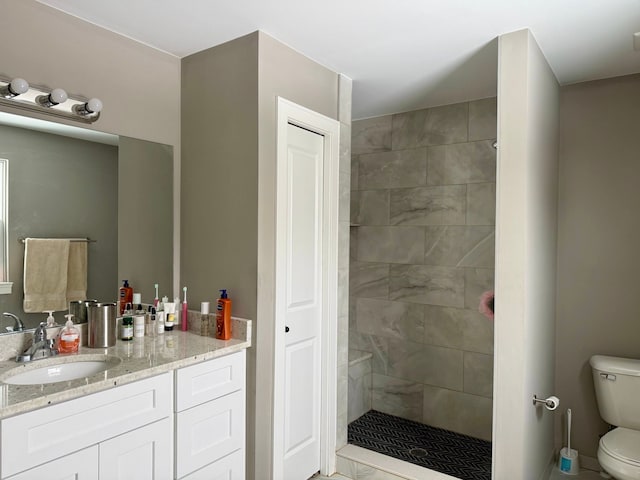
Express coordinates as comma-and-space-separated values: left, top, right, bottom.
272, 97, 340, 478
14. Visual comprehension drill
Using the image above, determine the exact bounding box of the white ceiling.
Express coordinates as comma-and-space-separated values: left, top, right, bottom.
36, 0, 640, 120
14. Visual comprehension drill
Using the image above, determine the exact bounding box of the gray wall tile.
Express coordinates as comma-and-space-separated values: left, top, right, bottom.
390, 185, 466, 226
348, 331, 389, 375
467, 183, 496, 225
355, 297, 424, 341
352, 116, 392, 155
357, 226, 425, 264
339, 173, 351, 223
350, 227, 358, 261
386, 338, 463, 390
351, 155, 359, 191
424, 305, 494, 354
359, 149, 427, 189
468, 97, 497, 141
389, 265, 465, 307
355, 190, 390, 225
350, 262, 389, 299
371, 373, 424, 422
428, 141, 496, 185
340, 122, 352, 174
392, 103, 468, 149
464, 267, 495, 310
464, 352, 494, 398
422, 385, 493, 440
424, 226, 495, 267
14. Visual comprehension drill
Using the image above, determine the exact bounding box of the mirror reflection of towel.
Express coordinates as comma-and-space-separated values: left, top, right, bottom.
66, 241, 87, 303
23, 238, 70, 313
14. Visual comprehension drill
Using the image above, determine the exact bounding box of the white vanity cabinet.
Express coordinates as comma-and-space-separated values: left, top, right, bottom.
1, 372, 173, 480
0, 349, 247, 480
174, 350, 246, 479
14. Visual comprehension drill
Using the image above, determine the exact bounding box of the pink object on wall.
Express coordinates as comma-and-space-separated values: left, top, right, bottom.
479, 290, 494, 320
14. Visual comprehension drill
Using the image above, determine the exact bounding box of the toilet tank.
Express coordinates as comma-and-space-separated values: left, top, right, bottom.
590, 355, 640, 429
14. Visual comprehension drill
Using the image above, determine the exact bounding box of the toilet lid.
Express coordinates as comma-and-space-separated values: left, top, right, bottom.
600, 428, 640, 467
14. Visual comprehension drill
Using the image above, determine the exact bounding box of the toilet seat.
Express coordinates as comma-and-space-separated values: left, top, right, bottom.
598, 428, 640, 480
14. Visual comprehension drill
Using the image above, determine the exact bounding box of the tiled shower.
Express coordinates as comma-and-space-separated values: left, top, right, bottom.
348, 98, 497, 443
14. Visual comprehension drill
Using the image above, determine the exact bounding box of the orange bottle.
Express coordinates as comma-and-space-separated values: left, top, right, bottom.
119, 280, 133, 315
215, 289, 232, 340
58, 314, 80, 353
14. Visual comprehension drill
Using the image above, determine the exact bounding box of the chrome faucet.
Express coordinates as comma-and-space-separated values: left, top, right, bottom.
2, 312, 25, 332
16, 322, 58, 363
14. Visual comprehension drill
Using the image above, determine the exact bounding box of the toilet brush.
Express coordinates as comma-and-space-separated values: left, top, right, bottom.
559, 408, 580, 475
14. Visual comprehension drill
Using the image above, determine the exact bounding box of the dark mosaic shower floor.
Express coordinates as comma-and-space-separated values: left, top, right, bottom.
348, 410, 492, 480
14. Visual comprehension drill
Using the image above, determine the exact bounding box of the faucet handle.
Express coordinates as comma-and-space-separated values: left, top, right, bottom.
34, 322, 48, 342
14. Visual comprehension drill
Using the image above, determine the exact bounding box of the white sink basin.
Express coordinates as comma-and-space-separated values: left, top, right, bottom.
2, 356, 121, 385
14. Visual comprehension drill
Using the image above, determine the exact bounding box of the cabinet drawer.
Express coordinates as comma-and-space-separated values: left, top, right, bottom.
175, 350, 245, 412
180, 449, 245, 480
175, 390, 245, 479
1, 372, 172, 478
4, 446, 98, 480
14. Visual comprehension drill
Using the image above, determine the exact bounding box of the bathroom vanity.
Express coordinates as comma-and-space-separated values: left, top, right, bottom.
0, 320, 251, 480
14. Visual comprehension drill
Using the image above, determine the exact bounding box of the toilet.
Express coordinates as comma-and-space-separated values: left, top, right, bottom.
590, 355, 640, 480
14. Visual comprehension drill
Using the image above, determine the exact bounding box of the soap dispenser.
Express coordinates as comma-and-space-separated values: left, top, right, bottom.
58, 314, 80, 353
44, 310, 57, 327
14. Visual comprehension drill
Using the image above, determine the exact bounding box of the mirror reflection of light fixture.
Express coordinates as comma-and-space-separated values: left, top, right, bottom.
0, 78, 29, 99
0, 75, 102, 124
36, 88, 68, 108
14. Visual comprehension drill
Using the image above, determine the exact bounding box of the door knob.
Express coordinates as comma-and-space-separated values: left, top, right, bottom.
285, 326, 290, 333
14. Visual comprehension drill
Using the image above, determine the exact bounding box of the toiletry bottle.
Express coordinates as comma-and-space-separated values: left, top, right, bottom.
44, 310, 56, 327
149, 307, 157, 337
119, 280, 133, 315
121, 316, 133, 341
58, 314, 80, 353
181, 286, 188, 331
200, 302, 210, 337
164, 301, 175, 331
215, 289, 232, 340
133, 314, 145, 338
133, 292, 142, 310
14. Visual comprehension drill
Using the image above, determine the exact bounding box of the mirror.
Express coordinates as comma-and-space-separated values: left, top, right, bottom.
0, 112, 173, 332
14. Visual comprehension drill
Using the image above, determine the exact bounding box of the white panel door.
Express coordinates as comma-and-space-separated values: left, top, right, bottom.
281, 123, 324, 480
99, 418, 172, 480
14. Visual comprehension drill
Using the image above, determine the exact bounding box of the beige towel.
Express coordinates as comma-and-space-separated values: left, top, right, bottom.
23, 238, 70, 313
66, 241, 88, 303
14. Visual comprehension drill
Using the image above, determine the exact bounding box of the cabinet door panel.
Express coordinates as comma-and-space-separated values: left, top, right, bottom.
5, 446, 98, 480
175, 350, 245, 412
180, 449, 244, 480
99, 418, 172, 480
2, 373, 172, 478
175, 390, 244, 479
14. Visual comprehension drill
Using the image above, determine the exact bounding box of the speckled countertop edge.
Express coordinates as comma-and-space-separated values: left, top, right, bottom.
0, 315, 252, 419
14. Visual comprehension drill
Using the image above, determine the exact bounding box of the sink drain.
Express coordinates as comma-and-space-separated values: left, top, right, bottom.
409, 447, 428, 457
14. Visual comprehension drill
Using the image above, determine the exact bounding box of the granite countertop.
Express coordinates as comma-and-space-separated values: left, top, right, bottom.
0, 315, 251, 419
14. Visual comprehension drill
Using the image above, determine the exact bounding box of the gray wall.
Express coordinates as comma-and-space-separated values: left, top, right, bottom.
349, 98, 496, 441
181, 32, 259, 318
182, 31, 342, 479
0, 124, 118, 327
555, 73, 640, 459
118, 136, 173, 303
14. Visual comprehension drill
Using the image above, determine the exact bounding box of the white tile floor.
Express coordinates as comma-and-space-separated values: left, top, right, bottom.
548, 466, 609, 480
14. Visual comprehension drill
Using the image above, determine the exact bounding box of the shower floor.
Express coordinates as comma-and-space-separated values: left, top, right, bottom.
348, 410, 491, 480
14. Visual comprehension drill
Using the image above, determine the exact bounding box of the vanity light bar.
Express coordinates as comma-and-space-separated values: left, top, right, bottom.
0, 76, 102, 124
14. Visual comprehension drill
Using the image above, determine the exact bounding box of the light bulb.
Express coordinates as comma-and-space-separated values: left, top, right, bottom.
49, 88, 68, 105
9, 77, 29, 95
86, 98, 102, 114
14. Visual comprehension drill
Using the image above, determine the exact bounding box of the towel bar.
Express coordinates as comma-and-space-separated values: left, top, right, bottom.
18, 237, 96, 244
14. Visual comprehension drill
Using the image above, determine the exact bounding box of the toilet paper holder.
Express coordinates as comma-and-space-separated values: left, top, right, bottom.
532, 394, 560, 411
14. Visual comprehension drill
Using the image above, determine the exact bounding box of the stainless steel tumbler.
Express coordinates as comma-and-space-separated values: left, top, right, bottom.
87, 302, 117, 348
